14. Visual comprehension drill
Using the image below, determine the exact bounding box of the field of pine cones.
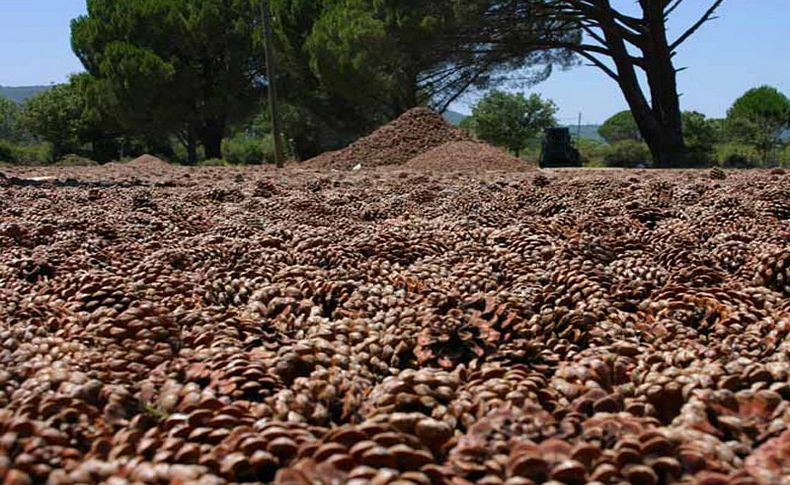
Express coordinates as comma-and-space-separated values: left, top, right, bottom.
1, 164, 789, 484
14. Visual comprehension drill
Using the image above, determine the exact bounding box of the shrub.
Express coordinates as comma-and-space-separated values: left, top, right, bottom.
198, 158, 230, 166
55, 154, 98, 166
519, 138, 543, 162
599, 111, 640, 144
780, 145, 790, 167
683, 146, 717, 168
171, 143, 204, 165
722, 153, 755, 169
15, 143, 53, 165
583, 158, 607, 168
0, 141, 56, 166
223, 134, 274, 165
603, 140, 651, 168
716, 143, 760, 168
575, 138, 609, 165
0, 139, 16, 163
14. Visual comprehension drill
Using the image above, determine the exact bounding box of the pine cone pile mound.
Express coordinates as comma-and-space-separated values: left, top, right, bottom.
304, 108, 471, 170
1, 164, 789, 484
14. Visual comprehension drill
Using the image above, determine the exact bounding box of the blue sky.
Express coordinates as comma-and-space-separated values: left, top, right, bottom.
0, 0, 788, 123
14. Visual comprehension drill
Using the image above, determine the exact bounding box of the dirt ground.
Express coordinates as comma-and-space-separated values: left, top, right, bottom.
1, 164, 789, 484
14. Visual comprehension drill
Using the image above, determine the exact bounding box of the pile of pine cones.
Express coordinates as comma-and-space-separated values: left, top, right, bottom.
0, 164, 788, 484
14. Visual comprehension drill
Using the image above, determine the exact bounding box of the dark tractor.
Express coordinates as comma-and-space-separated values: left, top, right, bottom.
540, 127, 581, 168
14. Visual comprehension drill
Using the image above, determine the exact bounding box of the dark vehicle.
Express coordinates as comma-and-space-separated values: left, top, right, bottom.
540, 127, 582, 168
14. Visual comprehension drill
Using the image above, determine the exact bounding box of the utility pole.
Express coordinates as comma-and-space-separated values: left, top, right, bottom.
577, 112, 582, 139
261, 0, 285, 168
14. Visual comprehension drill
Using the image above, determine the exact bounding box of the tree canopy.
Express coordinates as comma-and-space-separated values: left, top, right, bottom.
303, 0, 576, 113
683, 111, 719, 147
466, 91, 557, 156
270, 0, 576, 158
21, 82, 86, 159
71, 0, 266, 161
19, 74, 126, 162
726, 86, 790, 163
0, 97, 21, 142
36, 0, 731, 167
599, 111, 641, 144
452, 0, 727, 167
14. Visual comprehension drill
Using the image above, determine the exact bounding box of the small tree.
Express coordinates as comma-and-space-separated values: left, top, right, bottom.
0, 96, 21, 141
72, 0, 266, 161
726, 86, 790, 164
682, 111, 717, 148
22, 84, 85, 160
458, 115, 476, 136
599, 111, 641, 144
604, 140, 651, 168
682, 111, 718, 165
469, 91, 557, 156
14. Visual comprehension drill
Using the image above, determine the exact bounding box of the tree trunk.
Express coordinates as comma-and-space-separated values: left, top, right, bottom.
641, 125, 686, 168
199, 119, 225, 160
178, 124, 199, 165
186, 126, 198, 166
640, 3, 686, 168
599, 3, 687, 168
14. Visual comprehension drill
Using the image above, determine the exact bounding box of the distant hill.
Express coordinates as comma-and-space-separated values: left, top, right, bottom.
443, 110, 467, 126
443, 110, 603, 142
566, 124, 604, 142
0, 85, 50, 103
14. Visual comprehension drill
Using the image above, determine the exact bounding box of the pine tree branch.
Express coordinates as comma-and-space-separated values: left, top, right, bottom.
670, 0, 725, 51
664, 0, 684, 19
576, 50, 619, 81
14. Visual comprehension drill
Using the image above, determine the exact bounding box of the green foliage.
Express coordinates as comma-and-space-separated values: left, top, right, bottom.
519, 138, 543, 162
21, 83, 84, 160
715, 142, 761, 168
706, 118, 727, 143
270, 0, 576, 158
726, 86, 790, 163
0, 97, 21, 141
603, 140, 651, 168
0, 139, 15, 162
198, 158, 231, 167
139, 401, 169, 422
458, 115, 475, 135
780, 145, 790, 167
683, 146, 717, 168
302, 0, 572, 114
681, 111, 718, 167
306, 2, 393, 107
171, 140, 203, 165
18, 75, 119, 162
575, 137, 609, 165
598, 111, 641, 144
55, 154, 99, 167
71, 0, 266, 159
683, 111, 719, 149
467, 91, 557, 156
582, 158, 607, 169
16, 143, 53, 165
270, 0, 414, 158
223, 134, 275, 165
0, 141, 54, 165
